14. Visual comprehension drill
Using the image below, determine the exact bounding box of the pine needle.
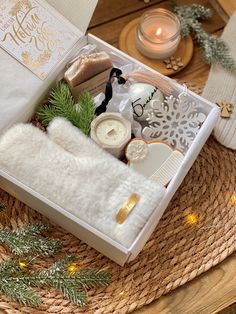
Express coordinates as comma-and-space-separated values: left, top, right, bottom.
36, 83, 96, 135
0, 223, 63, 256
0, 259, 41, 307
0, 256, 111, 307
172, 2, 236, 71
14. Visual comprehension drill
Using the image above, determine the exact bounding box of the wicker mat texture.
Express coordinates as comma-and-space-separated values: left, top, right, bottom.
0, 83, 236, 314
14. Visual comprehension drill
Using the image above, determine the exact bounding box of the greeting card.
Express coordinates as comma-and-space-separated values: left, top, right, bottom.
0, 0, 78, 79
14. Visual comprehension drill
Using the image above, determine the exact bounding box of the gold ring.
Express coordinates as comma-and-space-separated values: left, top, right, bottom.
116, 193, 140, 224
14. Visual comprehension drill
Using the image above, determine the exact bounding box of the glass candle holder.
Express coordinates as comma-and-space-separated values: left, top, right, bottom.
136, 8, 181, 60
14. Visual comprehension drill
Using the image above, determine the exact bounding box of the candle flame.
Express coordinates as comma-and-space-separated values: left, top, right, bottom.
155, 27, 162, 37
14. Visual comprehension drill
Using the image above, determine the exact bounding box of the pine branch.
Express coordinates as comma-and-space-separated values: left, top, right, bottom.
0, 256, 112, 307
0, 223, 62, 256
16, 223, 49, 236
172, 2, 236, 71
36, 83, 96, 135
0, 259, 41, 307
60, 286, 87, 307
47, 255, 76, 274
78, 92, 96, 136
0, 281, 41, 307
73, 269, 113, 289
50, 82, 75, 108
0, 258, 25, 274
196, 29, 236, 70
21, 256, 111, 306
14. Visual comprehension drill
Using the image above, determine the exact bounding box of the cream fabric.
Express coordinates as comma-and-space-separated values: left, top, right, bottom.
202, 12, 236, 150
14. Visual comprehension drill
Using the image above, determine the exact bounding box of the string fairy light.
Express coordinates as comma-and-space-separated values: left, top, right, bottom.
186, 213, 198, 225
67, 261, 83, 274
18, 259, 29, 269
0, 256, 111, 307
184, 207, 198, 225
230, 195, 236, 205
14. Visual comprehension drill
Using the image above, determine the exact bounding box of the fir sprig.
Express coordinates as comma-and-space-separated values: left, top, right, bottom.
0, 256, 112, 307
171, 2, 236, 71
0, 223, 62, 256
0, 259, 41, 306
36, 83, 96, 135
77, 92, 97, 136
25, 256, 112, 306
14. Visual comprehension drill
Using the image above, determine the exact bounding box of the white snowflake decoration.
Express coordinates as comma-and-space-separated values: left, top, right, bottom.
142, 95, 206, 153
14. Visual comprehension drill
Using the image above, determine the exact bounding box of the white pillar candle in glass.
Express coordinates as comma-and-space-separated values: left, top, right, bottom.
136, 8, 181, 59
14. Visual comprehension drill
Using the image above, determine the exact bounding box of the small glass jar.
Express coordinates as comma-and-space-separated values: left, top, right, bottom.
136, 8, 181, 59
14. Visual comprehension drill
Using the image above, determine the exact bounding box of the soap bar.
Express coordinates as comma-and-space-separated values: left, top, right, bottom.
64, 51, 113, 88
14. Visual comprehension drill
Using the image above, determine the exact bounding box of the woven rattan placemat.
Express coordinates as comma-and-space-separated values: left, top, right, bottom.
0, 84, 236, 314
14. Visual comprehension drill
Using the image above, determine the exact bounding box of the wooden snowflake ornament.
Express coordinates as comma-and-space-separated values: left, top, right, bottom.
163, 56, 184, 71
142, 94, 206, 153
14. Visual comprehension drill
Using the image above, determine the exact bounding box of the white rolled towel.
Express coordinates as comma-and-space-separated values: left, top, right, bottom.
0, 118, 166, 247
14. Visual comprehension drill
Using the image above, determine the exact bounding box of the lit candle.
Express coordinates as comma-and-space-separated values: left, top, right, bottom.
136, 8, 181, 59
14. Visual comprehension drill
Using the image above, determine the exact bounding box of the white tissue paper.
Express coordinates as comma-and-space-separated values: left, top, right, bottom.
94, 61, 146, 137
0, 41, 83, 135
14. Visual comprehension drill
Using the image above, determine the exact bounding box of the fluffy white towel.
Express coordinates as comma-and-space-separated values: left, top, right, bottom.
202, 12, 236, 150
0, 118, 166, 248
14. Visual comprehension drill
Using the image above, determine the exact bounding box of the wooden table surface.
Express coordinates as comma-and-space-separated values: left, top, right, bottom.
88, 1, 236, 313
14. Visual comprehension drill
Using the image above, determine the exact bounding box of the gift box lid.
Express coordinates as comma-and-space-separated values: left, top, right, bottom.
46, 0, 98, 34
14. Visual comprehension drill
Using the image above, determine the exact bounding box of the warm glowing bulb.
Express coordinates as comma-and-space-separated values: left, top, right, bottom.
67, 262, 82, 274
155, 27, 162, 37
19, 261, 28, 269
230, 195, 236, 205
186, 213, 198, 225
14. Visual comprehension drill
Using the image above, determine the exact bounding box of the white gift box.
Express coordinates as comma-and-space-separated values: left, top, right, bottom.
0, 0, 220, 265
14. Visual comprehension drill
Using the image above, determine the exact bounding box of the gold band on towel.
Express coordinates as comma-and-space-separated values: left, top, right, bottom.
116, 193, 140, 224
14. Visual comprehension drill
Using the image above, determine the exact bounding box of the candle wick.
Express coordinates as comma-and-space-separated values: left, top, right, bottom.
107, 128, 116, 136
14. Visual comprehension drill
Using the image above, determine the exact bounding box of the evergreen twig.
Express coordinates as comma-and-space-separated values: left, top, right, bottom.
0, 259, 41, 307
0, 223, 62, 256
171, 2, 236, 71
36, 83, 96, 135
0, 256, 112, 307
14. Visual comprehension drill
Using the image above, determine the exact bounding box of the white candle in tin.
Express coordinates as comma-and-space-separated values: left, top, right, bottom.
96, 118, 127, 145
136, 8, 181, 59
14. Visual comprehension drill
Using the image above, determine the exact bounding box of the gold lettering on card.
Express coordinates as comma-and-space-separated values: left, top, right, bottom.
0, 0, 78, 79
1, 6, 56, 53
